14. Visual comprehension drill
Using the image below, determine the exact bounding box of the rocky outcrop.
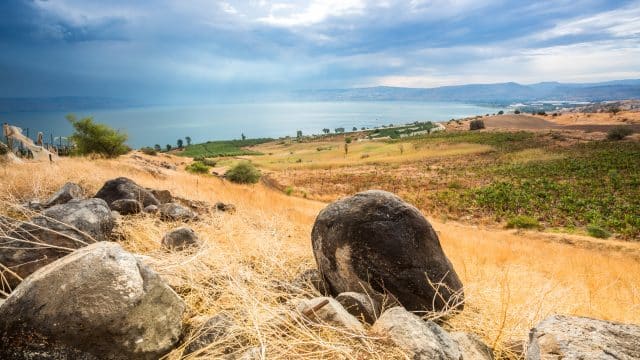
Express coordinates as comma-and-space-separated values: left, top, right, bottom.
44, 182, 84, 208
311, 190, 463, 312
527, 315, 640, 360
1, 198, 115, 289
0, 242, 185, 360
159, 203, 198, 222
371, 307, 461, 360
335, 292, 380, 324
162, 227, 200, 250
297, 297, 365, 332
111, 199, 143, 215
95, 177, 160, 209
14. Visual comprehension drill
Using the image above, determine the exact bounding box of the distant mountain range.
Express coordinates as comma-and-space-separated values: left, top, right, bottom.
293, 79, 640, 104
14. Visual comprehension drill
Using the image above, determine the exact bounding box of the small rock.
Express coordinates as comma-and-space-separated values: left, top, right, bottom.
162, 227, 200, 250
111, 199, 143, 215
371, 306, 461, 360
527, 315, 640, 360
335, 292, 381, 324
296, 297, 364, 333
150, 189, 173, 204
95, 177, 160, 208
24, 199, 43, 211
159, 202, 198, 222
291, 268, 329, 296
44, 182, 84, 208
215, 202, 237, 213
144, 204, 159, 213
312, 190, 464, 312
184, 313, 235, 355
450, 332, 493, 360
0, 242, 185, 360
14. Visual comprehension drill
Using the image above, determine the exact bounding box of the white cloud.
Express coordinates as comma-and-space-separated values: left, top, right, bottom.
258, 0, 366, 26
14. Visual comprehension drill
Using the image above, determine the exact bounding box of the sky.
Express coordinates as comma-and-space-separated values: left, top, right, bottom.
1, 0, 639, 103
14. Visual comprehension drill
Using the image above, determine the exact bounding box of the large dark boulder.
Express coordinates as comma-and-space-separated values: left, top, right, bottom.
527, 315, 640, 360
0, 198, 115, 290
111, 199, 143, 215
311, 190, 463, 312
95, 177, 160, 209
0, 242, 185, 360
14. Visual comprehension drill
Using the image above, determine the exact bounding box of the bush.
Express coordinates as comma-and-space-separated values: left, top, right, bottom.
186, 161, 210, 174
140, 147, 157, 156
497, 110, 504, 115
514, 109, 521, 114
469, 119, 485, 131
284, 186, 294, 196
587, 224, 611, 239
226, 162, 261, 184
345, 137, 352, 144
506, 215, 540, 229
607, 126, 633, 141
67, 115, 129, 158
202, 158, 217, 167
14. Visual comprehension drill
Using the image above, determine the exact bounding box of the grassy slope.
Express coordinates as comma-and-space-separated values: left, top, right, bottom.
178, 138, 273, 158
2, 154, 639, 359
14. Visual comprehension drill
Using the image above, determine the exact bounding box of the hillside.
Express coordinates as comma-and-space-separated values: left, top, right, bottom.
1, 152, 639, 358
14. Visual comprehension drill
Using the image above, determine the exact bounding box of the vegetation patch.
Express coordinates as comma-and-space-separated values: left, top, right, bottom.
179, 139, 272, 158
226, 162, 261, 184
506, 215, 541, 230
185, 161, 210, 174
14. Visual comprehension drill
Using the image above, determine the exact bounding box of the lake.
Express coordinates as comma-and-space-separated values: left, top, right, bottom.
1, 101, 502, 148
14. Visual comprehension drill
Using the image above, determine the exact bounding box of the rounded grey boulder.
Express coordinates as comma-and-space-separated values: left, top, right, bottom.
311, 190, 463, 312
111, 199, 143, 215
44, 182, 84, 208
95, 177, 160, 208
0, 242, 185, 360
162, 227, 200, 250
159, 203, 198, 222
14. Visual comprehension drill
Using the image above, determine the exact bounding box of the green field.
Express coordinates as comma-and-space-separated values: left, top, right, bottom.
179, 138, 273, 158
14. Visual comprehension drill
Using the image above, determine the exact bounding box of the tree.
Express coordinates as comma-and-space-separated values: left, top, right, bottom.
514, 109, 521, 114
241, 133, 246, 141
352, 127, 357, 131
335, 127, 345, 133
345, 137, 352, 144
498, 110, 504, 115
296, 130, 303, 139
322, 128, 330, 134
67, 114, 128, 158
469, 119, 485, 130
166, 144, 172, 151
185, 136, 192, 146
154, 144, 161, 152
177, 139, 184, 148
361, 127, 366, 130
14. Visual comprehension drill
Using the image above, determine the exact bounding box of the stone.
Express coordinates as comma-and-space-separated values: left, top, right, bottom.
150, 189, 173, 204
159, 202, 198, 222
215, 202, 237, 213
184, 313, 235, 356
1, 198, 115, 289
162, 227, 200, 250
291, 268, 329, 296
335, 292, 381, 324
111, 198, 143, 215
311, 190, 463, 312
24, 199, 44, 211
371, 307, 461, 360
95, 177, 160, 208
0, 242, 185, 360
44, 182, 84, 208
143, 204, 159, 213
527, 315, 640, 360
450, 332, 493, 360
296, 297, 364, 333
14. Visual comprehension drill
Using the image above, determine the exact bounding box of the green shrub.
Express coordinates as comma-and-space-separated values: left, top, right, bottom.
67, 114, 129, 158
586, 225, 611, 239
226, 162, 261, 184
607, 126, 633, 141
284, 186, 294, 196
186, 161, 210, 174
514, 109, 521, 114
506, 215, 540, 229
140, 147, 157, 156
202, 158, 217, 167
345, 137, 352, 144
469, 119, 485, 131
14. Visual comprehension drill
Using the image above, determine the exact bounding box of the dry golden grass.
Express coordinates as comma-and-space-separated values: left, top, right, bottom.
1, 153, 639, 359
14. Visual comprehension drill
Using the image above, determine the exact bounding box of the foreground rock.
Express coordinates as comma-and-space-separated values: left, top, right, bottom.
95, 177, 160, 209
159, 202, 198, 222
312, 190, 464, 312
111, 198, 143, 215
297, 297, 365, 332
371, 307, 461, 360
162, 227, 200, 250
527, 315, 640, 360
450, 332, 494, 360
0, 242, 185, 360
44, 182, 84, 208
1, 198, 114, 288
335, 292, 380, 324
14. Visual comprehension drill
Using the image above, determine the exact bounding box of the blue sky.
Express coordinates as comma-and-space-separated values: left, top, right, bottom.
1, 0, 639, 103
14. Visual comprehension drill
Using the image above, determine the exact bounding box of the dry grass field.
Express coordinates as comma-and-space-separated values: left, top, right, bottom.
1, 153, 639, 359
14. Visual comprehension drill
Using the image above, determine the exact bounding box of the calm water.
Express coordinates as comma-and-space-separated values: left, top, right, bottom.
2, 101, 501, 148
